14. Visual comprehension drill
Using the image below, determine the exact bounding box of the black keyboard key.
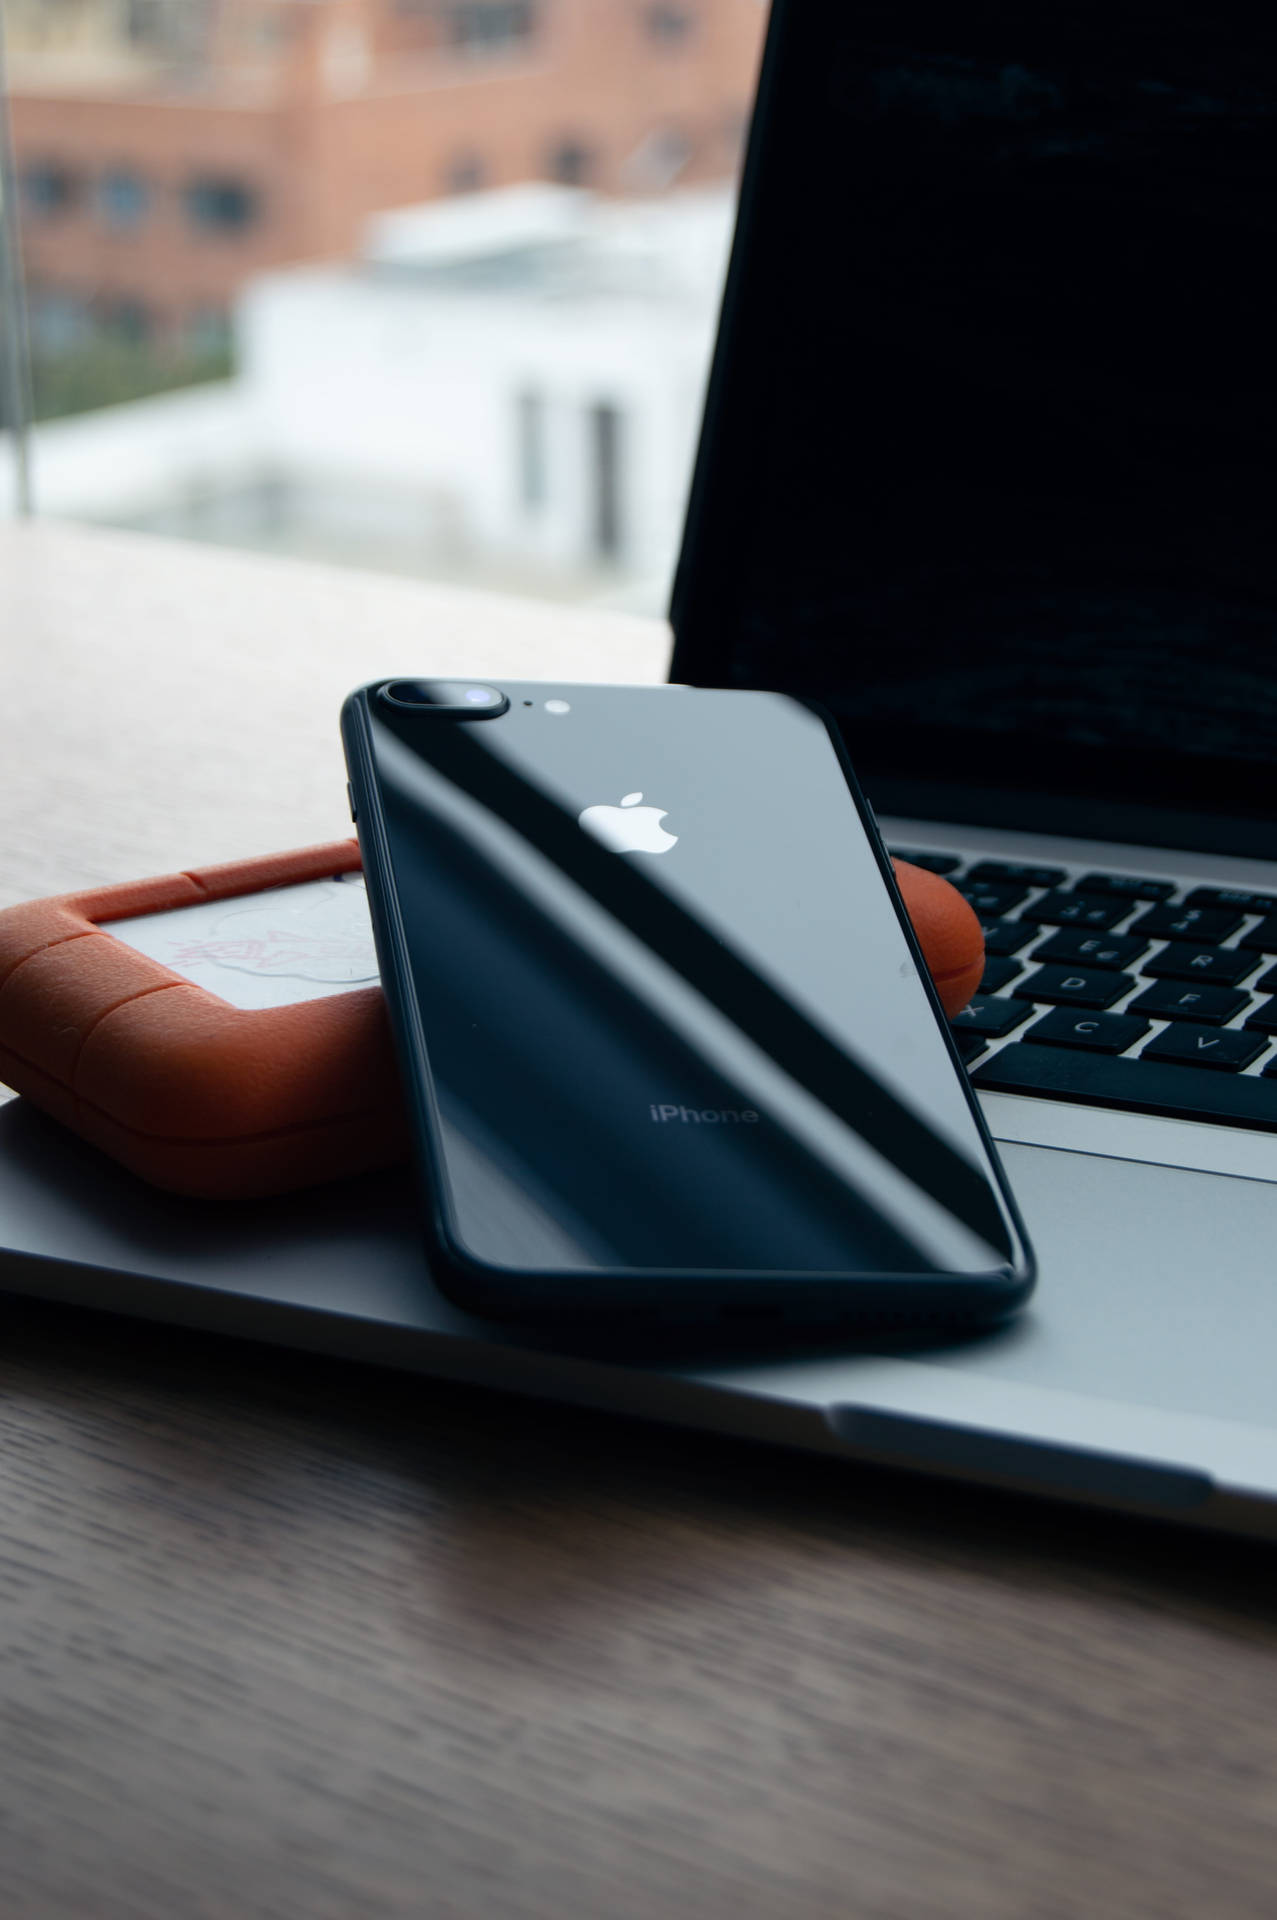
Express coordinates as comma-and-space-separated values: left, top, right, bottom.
1238, 914, 1277, 953
1031, 929, 1150, 971
1127, 980, 1251, 1027
979, 956, 1023, 994
1183, 886, 1277, 915
1244, 1001, 1277, 1035
1022, 1009, 1151, 1054
950, 994, 1035, 1038
953, 1031, 988, 1064
1141, 1024, 1267, 1073
1252, 963, 1277, 995
981, 919, 1040, 957
973, 1047, 1277, 1130
1013, 964, 1132, 1009
1142, 943, 1261, 988
1074, 872, 1177, 903
1019, 892, 1128, 931
965, 860, 1066, 889
1129, 903, 1245, 943
889, 849, 962, 875
958, 882, 1029, 919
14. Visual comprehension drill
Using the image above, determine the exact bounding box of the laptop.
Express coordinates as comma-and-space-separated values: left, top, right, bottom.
673, 0, 1277, 1146
4, 0, 1277, 1535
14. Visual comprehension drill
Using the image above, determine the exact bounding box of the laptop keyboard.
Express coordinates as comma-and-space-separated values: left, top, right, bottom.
889, 848, 1277, 1133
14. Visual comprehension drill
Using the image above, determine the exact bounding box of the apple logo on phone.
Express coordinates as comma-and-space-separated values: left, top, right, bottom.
578, 791, 678, 855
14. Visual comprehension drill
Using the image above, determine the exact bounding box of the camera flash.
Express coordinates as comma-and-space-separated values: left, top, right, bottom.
545, 699, 571, 715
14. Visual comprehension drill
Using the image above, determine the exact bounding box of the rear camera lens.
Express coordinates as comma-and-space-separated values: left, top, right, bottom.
378, 680, 509, 718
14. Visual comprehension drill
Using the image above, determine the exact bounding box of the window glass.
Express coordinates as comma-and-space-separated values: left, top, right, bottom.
99, 297, 151, 344
589, 401, 624, 561
646, 6, 695, 45
0, 0, 766, 608
449, 3, 536, 54
21, 161, 77, 217
445, 153, 488, 194
547, 139, 592, 187
517, 390, 547, 510
185, 177, 259, 233
98, 169, 150, 229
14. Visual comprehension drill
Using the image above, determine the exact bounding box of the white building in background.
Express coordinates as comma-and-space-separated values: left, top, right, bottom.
5, 184, 736, 609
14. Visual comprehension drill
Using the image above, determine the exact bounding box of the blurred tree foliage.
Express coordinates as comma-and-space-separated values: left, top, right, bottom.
30, 339, 233, 421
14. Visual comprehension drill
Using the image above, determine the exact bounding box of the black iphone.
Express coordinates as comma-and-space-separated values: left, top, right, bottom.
341, 678, 1034, 1329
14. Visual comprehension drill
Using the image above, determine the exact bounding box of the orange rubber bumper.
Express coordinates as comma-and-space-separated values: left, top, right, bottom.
0, 842, 982, 1197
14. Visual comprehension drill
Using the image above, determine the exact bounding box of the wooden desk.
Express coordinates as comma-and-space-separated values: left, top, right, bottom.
3, 523, 1275, 1919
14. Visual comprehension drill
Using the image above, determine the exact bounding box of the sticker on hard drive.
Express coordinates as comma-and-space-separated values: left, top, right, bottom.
104, 873, 380, 1010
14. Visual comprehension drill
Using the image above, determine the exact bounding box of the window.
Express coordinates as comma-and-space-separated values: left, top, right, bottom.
448, 3, 536, 53
445, 152, 487, 194
516, 390, 547, 511
98, 170, 150, 230
126, 0, 169, 45
99, 299, 153, 345
185, 177, 260, 233
589, 402, 623, 561
645, 5, 694, 45
21, 164, 78, 219
546, 140, 593, 188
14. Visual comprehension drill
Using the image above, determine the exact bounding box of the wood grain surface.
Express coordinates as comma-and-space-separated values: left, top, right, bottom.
2, 523, 1276, 1920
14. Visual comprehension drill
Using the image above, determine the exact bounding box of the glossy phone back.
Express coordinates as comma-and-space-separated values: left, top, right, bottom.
342, 682, 1033, 1325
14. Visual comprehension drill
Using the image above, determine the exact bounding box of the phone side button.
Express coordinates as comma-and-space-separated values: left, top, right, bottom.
347, 782, 358, 823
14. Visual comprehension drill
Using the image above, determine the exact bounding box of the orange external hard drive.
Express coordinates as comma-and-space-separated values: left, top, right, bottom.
0, 843, 982, 1199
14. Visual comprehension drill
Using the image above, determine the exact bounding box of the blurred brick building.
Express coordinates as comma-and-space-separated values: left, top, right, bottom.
6, 0, 764, 352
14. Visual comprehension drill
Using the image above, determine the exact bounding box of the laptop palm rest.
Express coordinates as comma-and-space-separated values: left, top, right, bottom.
1, 1105, 1274, 1534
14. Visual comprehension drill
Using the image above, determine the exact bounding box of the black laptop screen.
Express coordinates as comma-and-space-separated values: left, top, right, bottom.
671, 0, 1277, 852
